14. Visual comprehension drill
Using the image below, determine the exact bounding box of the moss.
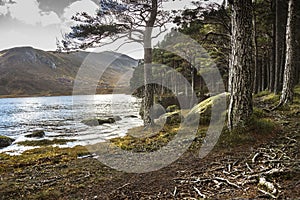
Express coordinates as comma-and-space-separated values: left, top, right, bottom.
0, 145, 89, 173
254, 90, 272, 98
185, 92, 229, 125
166, 105, 179, 112
217, 116, 278, 148
110, 124, 180, 152
294, 85, 300, 94
25, 130, 45, 138
0, 135, 15, 148
253, 107, 267, 118
17, 139, 76, 146
261, 93, 280, 104
0, 135, 12, 139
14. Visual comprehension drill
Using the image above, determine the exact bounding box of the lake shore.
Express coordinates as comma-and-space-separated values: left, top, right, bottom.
1, 89, 299, 199
1, 95, 300, 199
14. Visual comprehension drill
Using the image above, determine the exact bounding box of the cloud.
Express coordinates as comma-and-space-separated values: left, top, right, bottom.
61, 0, 99, 33
0, 0, 15, 6
1, 0, 60, 26
62, 0, 98, 20
36, 0, 99, 17
0, 0, 100, 51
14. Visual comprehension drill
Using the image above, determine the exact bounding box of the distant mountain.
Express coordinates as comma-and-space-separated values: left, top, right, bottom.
0, 47, 138, 97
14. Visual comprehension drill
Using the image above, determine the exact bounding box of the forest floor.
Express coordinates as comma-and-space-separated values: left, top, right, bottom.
0, 88, 299, 200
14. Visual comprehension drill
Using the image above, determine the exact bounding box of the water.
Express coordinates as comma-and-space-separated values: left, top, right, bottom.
0, 94, 143, 154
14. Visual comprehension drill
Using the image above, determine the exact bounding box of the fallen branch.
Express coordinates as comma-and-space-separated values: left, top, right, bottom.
258, 188, 278, 199
245, 162, 253, 172
193, 186, 206, 198
252, 152, 261, 163
214, 177, 240, 188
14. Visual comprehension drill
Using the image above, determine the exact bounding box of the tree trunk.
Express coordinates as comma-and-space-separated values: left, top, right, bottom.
142, 0, 158, 126
265, 51, 270, 91
228, 0, 253, 130
295, 1, 300, 85
274, 0, 288, 94
279, 0, 297, 105
261, 57, 266, 91
253, 0, 260, 94
269, 0, 276, 92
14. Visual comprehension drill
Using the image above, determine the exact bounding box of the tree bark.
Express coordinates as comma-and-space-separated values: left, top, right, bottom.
253, 0, 260, 94
269, 0, 276, 92
279, 0, 297, 105
274, 0, 288, 94
228, 0, 253, 130
142, 0, 158, 126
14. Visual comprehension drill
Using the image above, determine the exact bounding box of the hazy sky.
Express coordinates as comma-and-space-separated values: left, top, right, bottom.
0, 0, 221, 58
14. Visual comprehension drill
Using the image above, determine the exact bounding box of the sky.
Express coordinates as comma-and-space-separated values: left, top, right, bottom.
0, 0, 221, 59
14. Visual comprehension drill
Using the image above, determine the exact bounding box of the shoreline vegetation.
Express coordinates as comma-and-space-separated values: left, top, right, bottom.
0, 86, 299, 199
0, 89, 117, 99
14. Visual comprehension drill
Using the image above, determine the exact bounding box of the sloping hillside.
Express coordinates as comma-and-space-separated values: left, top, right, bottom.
0, 47, 138, 97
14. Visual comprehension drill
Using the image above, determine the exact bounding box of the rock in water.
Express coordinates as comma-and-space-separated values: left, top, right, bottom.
125, 115, 138, 118
0, 136, 15, 148
82, 117, 120, 126
25, 130, 45, 138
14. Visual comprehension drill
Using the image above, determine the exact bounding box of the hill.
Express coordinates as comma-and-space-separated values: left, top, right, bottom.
0, 47, 138, 97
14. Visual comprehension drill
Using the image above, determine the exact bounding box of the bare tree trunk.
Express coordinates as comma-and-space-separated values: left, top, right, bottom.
269, 0, 276, 92
228, 0, 253, 130
253, 0, 260, 94
265, 51, 270, 91
142, 0, 158, 126
261, 57, 266, 91
279, 0, 296, 105
143, 46, 154, 125
274, 0, 288, 94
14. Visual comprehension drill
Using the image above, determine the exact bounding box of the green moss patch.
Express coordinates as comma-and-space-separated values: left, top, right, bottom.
110, 124, 180, 152
185, 92, 229, 125
217, 116, 278, 148
262, 93, 280, 104
17, 139, 76, 146
0, 145, 89, 173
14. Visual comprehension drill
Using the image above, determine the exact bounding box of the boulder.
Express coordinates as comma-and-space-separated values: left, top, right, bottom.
185, 92, 229, 125
25, 130, 45, 138
82, 117, 119, 126
112, 116, 122, 121
0, 136, 15, 148
154, 110, 183, 126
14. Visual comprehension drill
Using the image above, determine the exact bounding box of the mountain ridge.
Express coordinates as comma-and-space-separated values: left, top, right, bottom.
0, 46, 138, 97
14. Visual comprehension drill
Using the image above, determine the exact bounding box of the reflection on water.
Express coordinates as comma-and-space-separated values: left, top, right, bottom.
0, 94, 143, 154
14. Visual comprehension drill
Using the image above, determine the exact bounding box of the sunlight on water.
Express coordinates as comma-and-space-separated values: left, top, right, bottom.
0, 94, 143, 154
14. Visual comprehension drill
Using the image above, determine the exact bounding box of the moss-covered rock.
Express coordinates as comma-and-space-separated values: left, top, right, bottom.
185, 92, 229, 125
25, 130, 45, 138
0, 136, 15, 148
154, 110, 183, 126
166, 105, 179, 113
